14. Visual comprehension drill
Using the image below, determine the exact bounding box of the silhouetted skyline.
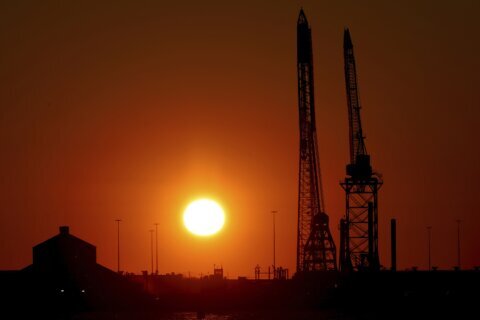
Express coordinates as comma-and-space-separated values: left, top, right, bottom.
0, 1, 479, 276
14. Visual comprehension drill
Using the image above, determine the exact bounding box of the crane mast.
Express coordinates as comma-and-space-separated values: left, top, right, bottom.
296, 10, 337, 273
340, 29, 382, 272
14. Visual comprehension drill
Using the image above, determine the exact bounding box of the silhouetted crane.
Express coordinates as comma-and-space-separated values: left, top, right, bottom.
340, 29, 382, 272
296, 9, 337, 273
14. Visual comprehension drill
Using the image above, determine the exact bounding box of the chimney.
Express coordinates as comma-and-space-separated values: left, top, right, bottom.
391, 219, 397, 271
59, 226, 69, 235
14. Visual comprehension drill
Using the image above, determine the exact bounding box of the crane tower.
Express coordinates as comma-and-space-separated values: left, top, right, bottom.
340, 29, 382, 272
296, 10, 337, 273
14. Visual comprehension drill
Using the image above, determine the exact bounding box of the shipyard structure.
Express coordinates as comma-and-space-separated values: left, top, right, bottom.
0, 9, 478, 319
295, 9, 382, 275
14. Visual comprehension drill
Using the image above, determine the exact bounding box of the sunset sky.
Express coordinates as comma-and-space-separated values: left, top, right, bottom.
1, 0, 479, 277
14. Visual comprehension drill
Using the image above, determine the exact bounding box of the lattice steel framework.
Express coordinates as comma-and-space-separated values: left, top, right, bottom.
340, 29, 382, 272
296, 10, 337, 273
340, 178, 381, 271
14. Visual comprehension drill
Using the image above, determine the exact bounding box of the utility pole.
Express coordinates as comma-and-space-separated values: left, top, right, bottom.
427, 226, 432, 271
149, 229, 154, 275
115, 219, 121, 273
456, 219, 461, 269
271, 210, 277, 275
154, 223, 159, 275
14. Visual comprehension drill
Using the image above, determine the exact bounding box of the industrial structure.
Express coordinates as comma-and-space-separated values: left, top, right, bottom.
296, 10, 337, 272
340, 29, 382, 272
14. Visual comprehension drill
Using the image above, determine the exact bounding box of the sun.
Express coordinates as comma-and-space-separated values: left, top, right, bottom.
183, 199, 225, 236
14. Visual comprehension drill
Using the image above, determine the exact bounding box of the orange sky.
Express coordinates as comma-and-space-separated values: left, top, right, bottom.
0, 0, 479, 277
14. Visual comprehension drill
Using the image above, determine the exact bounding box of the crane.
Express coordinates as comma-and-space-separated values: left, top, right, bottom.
340, 29, 382, 272
296, 9, 337, 273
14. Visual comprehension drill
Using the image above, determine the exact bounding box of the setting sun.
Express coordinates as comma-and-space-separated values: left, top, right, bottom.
183, 199, 225, 236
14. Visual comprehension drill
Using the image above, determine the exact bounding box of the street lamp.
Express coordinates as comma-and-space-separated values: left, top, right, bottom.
115, 219, 121, 273
154, 223, 159, 275
149, 229, 154, 275
427, 226, 432, 271
271, 210, 277, 275
456, 219, 461, 269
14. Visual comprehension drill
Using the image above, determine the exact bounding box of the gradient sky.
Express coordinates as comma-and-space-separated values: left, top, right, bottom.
1, 0, 479, 277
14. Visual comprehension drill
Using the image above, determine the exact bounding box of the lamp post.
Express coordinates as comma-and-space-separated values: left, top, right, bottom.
149, 229, 154, 275
456, 219, 461, 269
154, 223, 159, 275
115, 219, 121, 273
271, 210, 277, 275
427, 226, 432, 271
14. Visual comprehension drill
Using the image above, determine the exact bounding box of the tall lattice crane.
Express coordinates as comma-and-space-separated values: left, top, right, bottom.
340, 29, 382, 272
296, 9, 337, 273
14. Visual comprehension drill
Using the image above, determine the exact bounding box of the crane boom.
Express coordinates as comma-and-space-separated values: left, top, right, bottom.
297, 10, 325, 214
344, 29, 371, 178
296, 9, 336, 273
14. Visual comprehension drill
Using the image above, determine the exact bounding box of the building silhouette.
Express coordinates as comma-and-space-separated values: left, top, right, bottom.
0, 226, 149, 315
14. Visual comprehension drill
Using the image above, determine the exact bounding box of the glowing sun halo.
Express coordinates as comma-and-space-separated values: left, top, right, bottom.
183, 199, 225, 236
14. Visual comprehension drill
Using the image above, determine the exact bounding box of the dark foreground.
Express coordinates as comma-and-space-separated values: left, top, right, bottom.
1, 269, 478, 319
1, 228, 477, 319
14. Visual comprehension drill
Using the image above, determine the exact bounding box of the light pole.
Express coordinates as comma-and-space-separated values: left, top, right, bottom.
456, 219, 461, 269
154, 223, 159, 275
427, 226, 432, 271
271, 210, 277, 275
149, 229, 154, 275
115, 219, 121, 273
